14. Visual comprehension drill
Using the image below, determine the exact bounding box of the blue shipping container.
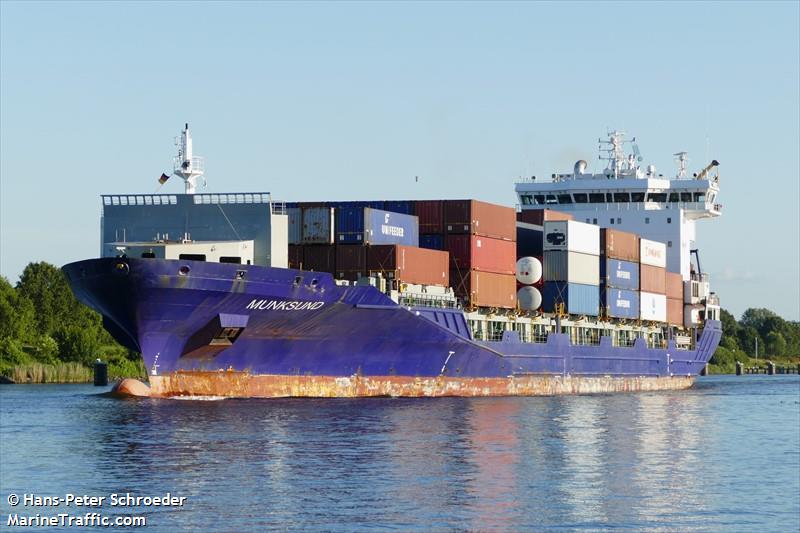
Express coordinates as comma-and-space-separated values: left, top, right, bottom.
600, 259, 640, 290
420, 234, 445, 250
336, 207, 365, 243
287, 208, 302, 244
542, 282, 599, 316
517, 224, 543, 258
335, 202, 385, 243
384, 200, 415, 215
363, 208, 419, 246
603, 288, 640, 319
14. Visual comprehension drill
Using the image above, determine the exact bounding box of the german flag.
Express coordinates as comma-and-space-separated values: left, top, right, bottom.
158, 173, 170, 185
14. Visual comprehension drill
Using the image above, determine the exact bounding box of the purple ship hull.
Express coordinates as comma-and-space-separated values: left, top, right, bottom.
63, 257, 721, 397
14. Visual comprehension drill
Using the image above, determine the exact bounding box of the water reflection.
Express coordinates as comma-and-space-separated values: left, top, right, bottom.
1, 379, 798, 532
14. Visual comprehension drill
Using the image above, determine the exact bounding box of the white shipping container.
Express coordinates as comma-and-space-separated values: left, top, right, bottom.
640, 291, 667, 322
543, 220, 600, 255
543, 251, 599, 286
640, 238, 667, 268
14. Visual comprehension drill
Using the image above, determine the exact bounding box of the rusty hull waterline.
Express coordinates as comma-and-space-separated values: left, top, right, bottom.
147, 371, 695, 398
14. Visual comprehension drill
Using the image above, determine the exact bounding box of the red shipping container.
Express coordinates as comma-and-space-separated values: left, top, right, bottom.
450, 269, 517, 309
667, 297, 683, 326
368, 245, 449, 286
640, 264, 666, 294
445, 234, 515, 274
600, 228, 640, 262
666, 272, 683, 300
303, 244, 336, 274
444, 200, 515, 240
288, 244, 304, 269
335, 245, 367, 281
415, 200, 445, 234
516, 209, 573, 225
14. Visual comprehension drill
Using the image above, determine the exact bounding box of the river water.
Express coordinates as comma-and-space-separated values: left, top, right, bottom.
1, 376, 798, 532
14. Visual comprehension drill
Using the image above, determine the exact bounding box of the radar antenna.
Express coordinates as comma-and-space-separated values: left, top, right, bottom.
598, 131, 638, 178
674, 152, 689, 179
173, 123, 205, 194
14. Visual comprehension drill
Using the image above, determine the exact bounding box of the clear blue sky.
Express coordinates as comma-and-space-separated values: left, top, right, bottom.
1, 1, 798, 320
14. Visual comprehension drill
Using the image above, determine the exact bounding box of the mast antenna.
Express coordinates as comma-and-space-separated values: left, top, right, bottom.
173, 123, 205, 194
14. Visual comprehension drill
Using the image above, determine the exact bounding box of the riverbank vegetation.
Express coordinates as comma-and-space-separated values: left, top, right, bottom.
709, 309, 800, 374
1, 262, 797, 381
0, 262, 146, 383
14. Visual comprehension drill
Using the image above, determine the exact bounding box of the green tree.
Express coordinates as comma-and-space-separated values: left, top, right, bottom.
16, 262, 76, 337
765, 331, 787, 357
53, 325, 100, 365
0, 276, 36, 343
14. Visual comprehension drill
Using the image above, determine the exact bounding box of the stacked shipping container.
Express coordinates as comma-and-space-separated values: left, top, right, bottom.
666, 271, 683, 326
541, 220, 600, 315
639, 239, 667, 322
367, 245, 449, 286
444, 201, 517, 309
600, 229, 640, 319
287, 200, 517, 303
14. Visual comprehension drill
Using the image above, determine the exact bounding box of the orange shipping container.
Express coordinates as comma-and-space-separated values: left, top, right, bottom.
444, 200, 516, 241
445, 234, 516, 274
666, 272, 683, 300
600, 229, 640, 262
667, 297, 683, 326
640, 264, 666, 294
367, 245, 449, 286
450, 269, 517, 309
516, 209, 573, 226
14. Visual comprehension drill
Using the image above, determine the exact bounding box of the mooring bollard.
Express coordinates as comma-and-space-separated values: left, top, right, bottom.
94, 359, 108, 386
735, 361, 743, 376
767, 361, 776, 375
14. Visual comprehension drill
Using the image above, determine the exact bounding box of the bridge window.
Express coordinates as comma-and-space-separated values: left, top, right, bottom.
606, 193, 614, 202
533, 194, 546, 205
681, 193, 692, 202
649, 193, 667, 202
669, 193, 680, 202
589, 193, 605, 203
631, 192, 645, 202
557, 194, 573, 204
573, 193, 588, 203
545, 194, 557, 204
521, 195, 533, 205
613, 193, 630, 202
694, 193, 706, 202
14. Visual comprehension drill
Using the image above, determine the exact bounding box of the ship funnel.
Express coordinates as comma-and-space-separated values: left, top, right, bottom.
573, 160, 587, 176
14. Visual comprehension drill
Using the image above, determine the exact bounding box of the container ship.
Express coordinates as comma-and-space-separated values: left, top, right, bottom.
63, 126, 722, 397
